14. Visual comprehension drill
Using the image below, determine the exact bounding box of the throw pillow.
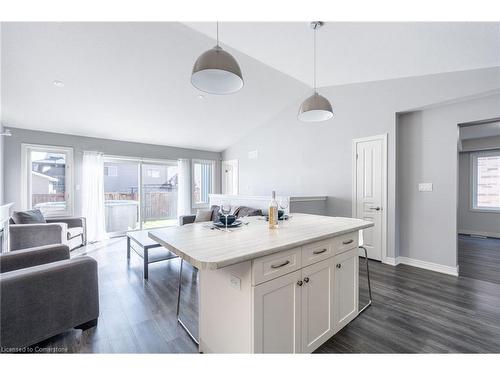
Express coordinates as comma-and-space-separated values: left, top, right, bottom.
11, 209, 47, 224
195, 209, 213, 222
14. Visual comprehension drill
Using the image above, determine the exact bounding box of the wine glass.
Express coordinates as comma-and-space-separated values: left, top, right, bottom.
220, 204, 231, 232
279, 198, 289, 221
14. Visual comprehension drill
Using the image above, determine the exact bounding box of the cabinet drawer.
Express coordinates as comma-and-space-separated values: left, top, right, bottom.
332, 232, 358, 255
301, 238, 334, 267
252, 247, 301, 285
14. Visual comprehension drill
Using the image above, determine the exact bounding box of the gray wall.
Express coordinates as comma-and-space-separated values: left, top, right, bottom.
458, 151, 500, 238
222, 67, 500, 261
397, 94, 500, 268
3, 128, 221, 215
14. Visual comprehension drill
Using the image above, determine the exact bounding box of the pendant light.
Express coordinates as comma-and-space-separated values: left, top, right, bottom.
298, 21, 333, 122
191, 22, 244, 95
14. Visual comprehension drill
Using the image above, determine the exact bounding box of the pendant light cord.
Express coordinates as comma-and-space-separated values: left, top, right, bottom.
216, 21, 219, 47
313, 26, 317, 93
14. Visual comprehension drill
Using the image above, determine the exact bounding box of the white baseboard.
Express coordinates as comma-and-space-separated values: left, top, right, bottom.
382, 257, 398, 266
458, 229, 500, 239
397, 256, 459, 276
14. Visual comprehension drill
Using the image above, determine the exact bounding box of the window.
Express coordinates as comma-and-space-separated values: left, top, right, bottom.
471, 150, 500, 212
104, 165, 118, 176
22, 144, 74, 217
146, 168, 160, 178
192, 159, 215, 208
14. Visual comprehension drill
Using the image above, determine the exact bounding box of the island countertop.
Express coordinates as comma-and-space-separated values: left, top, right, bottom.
148, 213, 373, 270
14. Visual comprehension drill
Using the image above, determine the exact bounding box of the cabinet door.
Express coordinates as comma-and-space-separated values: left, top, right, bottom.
253, 270, 302, 353
334, 247, 359, 332
301, 257, 335, 353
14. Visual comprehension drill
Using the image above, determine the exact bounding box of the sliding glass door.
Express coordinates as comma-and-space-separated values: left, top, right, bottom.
103, 157, 178, 236
141, 162, 178, 229
103, 159, 140, 235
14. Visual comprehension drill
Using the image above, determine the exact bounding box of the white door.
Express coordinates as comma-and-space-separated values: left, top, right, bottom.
334, 248, 359, 332
222, 159, 238, 195
353, 135, 386, 261
301, 258, 335, 353
253, 270, 301, 353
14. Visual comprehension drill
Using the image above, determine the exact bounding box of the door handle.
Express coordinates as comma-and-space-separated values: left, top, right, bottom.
336, 264, 342, 269
271, 260, 290, 269
342, 239, 354, 245
369, 207, 381, 211
303, 277, 310, 283
297, 280, 303, 286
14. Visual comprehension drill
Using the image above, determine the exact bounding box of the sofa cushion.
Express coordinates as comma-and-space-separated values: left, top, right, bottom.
11, 209, 46, 224
194, 209, 213, 222
234, 206, 263, 218
67, 227, 84, 240
210, 205, 220, 221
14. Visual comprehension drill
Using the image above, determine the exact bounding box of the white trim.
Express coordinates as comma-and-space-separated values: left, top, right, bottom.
458, 229, 500, 239
192, 159, 216, 209
397, 257, 459, 277
470, 149, 500, 213
382, 257, 398, 266
21, 143, 74, 217
351, 133, 388, 262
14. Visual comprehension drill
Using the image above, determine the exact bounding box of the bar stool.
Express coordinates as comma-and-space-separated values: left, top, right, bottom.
358, 230, 373, 314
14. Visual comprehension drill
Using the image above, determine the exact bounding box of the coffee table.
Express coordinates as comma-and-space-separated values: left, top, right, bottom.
126, 230, 178, 279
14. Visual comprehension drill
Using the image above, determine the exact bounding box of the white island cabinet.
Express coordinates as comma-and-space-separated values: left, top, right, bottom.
149, 213, 373, 353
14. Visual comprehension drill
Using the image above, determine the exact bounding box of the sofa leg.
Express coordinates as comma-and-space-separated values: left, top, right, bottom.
75, 318, 98, 331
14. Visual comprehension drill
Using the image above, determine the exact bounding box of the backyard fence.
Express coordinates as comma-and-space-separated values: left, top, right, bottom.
33, 191, 178, 220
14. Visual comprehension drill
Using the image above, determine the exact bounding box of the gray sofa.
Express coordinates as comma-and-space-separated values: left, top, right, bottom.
0, 244, 99, 350
179, 205, 263, 226
9, 216, 86, 251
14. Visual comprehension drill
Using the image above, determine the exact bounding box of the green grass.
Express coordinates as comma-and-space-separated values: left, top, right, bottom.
142, 218, 177, 229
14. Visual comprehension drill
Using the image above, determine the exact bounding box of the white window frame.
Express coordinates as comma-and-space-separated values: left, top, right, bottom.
470, 150, 500, 213
192, 159, 216, 209
104, 165, 118, 177
21, 143, 74, 217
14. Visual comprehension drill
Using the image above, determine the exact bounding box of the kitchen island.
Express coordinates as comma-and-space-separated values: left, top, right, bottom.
149, 213, 373, 353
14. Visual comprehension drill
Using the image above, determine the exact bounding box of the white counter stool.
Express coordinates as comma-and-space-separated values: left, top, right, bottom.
358, 230, 373, 314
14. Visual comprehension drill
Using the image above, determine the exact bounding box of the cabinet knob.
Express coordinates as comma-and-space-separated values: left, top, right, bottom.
303, 277, 310, 283
336, 264, 342, 269
297, 280, 303, 286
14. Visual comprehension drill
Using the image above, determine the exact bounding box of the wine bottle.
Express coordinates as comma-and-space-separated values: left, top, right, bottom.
269, 191, 278, 229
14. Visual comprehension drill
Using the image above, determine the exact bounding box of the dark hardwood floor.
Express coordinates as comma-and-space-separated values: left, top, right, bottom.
458, 234, 500, 285
31, 236, 500, 353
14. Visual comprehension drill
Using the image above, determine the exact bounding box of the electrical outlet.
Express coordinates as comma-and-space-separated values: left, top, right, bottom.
229, 274, 241, 290
418, 183, 433, 192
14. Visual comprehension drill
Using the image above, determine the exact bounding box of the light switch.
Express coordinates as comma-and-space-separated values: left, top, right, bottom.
418, 183, 433, 192
248, 150, 258, 159
229, 274, 241, 290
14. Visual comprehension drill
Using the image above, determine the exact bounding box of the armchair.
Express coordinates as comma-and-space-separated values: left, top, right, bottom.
9, 216, 86, 251
0, 244, 99, 350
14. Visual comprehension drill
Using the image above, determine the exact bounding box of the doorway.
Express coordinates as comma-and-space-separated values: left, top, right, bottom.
458, 119, 500, 284
222, 159, 239, 195
352, 134, 388, 261
103, 156, 178, 236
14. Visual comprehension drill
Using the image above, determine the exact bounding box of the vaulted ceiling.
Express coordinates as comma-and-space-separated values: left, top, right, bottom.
2, 22, 499, 151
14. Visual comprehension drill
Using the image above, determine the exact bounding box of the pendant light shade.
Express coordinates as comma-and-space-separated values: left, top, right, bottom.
298, 92, 333, 122
191, 46, 243, 94
191, 22, 243, 95
298, 21, 333, 122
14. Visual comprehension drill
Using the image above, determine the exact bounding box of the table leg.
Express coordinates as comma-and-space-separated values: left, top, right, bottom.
126, 236, 131, 260
176, 258, 199, 345
144, 247, 149, 279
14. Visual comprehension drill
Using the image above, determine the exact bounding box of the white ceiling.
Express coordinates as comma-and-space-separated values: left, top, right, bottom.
460, 121, 500, 140
1, 22, 500, 152
186, 22, 500, 87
